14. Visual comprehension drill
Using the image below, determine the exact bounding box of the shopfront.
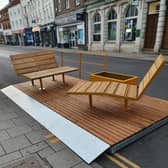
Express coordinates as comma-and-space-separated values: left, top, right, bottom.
56, 11, 86, 49
12, 29, 25, 46
3, 30, 13, 45
40, 24, 56, 47
24, 28, 34, 46
32, 26, 41, 46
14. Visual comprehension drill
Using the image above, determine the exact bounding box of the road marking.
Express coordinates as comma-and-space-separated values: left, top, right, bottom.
45, 133, 54, 139
105, 154, 129, 168
49, 138, 60, 144
114, 153, 141, 168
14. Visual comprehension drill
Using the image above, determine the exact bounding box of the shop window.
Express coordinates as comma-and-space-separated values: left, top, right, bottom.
124, 5, 138, 41
108, 8, 117, 41
77, 29, 84, 45
93, 13, 101, 41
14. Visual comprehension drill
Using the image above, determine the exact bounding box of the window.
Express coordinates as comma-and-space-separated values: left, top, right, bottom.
58, 0, 61, 11
124, 5, 138, 41
93, 13, 101, 41
66, 0, 69, 9
108, 8, 117, 41
76, 0, 80, 6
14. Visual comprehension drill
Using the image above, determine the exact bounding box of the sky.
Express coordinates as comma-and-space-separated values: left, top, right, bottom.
0, 0, 9, 10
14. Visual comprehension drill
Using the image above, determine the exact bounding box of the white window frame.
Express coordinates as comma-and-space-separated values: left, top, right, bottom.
76, 0, 80, 6
66, 0, 70, 9
93, 13, 101, 42
107, 9, 117, 41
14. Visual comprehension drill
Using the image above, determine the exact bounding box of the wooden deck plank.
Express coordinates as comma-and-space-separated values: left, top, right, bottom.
15, 76, 168, 146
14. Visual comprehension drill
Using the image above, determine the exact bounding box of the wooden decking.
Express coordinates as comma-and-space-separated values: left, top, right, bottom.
15, 76, 168, 145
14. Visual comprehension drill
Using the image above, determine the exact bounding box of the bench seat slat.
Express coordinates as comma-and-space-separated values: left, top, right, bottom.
23, 66, 79, 80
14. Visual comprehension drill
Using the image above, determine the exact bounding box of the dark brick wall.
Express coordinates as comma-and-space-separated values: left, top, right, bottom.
54, 0, 85, 16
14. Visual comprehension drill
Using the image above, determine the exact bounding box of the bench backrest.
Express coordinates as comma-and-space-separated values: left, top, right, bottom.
138, 55, 166, 98
10, 50, 58, 75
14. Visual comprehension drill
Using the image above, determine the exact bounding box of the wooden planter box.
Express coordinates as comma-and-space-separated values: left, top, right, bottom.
90, 71, 138, 85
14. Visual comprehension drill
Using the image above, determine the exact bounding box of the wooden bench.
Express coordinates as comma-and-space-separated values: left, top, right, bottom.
11, 50, 79, 90
68, 55, 166, 110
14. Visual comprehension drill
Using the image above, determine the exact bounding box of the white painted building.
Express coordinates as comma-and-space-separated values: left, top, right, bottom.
20, 0, 56, 46
8, 3, 25, 45
87, 0, 168, 53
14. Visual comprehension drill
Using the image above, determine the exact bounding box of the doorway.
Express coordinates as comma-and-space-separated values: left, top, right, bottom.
144, 1, 160, 49
69, 30, 77, 48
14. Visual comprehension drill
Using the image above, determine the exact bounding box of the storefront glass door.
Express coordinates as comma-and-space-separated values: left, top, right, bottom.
69, 31, 77, 48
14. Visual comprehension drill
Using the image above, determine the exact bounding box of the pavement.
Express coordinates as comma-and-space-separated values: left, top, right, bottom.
0, 45, 168, 168
1, 44, 168, 61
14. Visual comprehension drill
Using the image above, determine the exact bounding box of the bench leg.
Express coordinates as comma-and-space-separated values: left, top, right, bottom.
62, 74, 65, 84
39, 78, 45, 91
31, 80, 35, 86
52, 75, 56, 81
89, 95, 93, 108
124, 99, 128, 111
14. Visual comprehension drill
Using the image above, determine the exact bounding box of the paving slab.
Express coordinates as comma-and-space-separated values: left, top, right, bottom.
47, 141, 66, 152
25, 130, 48, 144
0, 112, 18, 121
0, 145, 5, 156
73, 162, 93, 168
0, 130, 10, 141
12, 116, 34, 126
20, 141, 48, 156
7, 125, 32, 137
0, 120, 15, 130
47, 148, 82, 168
38, 147, 55, 159
0, 151, 22, 166
1, 135, 31, 153
1, 154, 50, 168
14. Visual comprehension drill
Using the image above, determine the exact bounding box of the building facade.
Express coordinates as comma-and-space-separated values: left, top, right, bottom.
8, 0, 25, 45
86, 0, 144, 52
86, 0, 168, 53
20, 0, 56, 46
142, 0, 168, 52
55, 0, 87, 49
0, 3, 12, 44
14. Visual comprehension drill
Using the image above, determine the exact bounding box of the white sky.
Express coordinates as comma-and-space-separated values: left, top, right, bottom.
0, 0, 9, 10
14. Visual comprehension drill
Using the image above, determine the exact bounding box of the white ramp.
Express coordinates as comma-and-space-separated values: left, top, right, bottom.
1, 86, 110, 164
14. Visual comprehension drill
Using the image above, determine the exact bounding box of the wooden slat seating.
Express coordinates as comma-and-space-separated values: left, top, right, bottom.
11, 50, 79, 90
68, 55, 166, 110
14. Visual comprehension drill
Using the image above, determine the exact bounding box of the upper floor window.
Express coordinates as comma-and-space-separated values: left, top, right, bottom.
66, 0, 70, 9
108, 8, 117, 41
76, 0, 80, 6
58, 0, 61, 11
93, 12, 101, 41
124, 5, 138, 41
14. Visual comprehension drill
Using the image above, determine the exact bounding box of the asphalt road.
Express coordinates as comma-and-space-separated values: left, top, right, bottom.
0, 45, 168, 168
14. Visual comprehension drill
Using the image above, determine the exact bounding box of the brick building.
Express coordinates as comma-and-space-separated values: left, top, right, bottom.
54, 0, 87, 49
0, 3, 12, 44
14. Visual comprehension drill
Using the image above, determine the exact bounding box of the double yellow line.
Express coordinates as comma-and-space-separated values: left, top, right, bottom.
105, 153, 141, 168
